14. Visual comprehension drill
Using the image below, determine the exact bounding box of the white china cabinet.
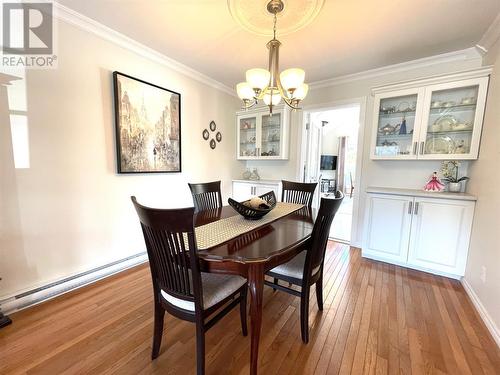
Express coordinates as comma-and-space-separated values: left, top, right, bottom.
363, 187, 476, 278
237, 105, 290, 160
371, 68, 491, 160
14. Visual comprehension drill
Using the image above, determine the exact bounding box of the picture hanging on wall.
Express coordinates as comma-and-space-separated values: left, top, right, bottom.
113, 71, 181, 173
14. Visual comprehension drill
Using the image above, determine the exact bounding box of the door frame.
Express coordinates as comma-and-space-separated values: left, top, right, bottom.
296, 97, 367, 246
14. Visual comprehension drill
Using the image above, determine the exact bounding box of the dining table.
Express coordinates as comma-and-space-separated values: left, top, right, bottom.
194, 204, 315, 375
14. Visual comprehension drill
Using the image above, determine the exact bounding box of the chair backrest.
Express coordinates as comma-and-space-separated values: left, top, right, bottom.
188, 181, 223, 211
131, 196, 203, 310
304, 191, 344, 279
281, 180, 318, 207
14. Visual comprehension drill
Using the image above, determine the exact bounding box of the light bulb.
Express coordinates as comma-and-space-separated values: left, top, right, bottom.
246, 68, 270, 91
280, 68, 305, 92
236, 82, 254, 100
294, 83, 309, 100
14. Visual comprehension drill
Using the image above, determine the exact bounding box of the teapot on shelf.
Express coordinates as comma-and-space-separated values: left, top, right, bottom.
379, 123, 401, 135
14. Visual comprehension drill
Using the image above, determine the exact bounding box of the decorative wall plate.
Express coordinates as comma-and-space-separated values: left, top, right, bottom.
209, 121, 216, 132
202, 129, 210, 140
210, 139, 216, 149
216, 131, 222, 142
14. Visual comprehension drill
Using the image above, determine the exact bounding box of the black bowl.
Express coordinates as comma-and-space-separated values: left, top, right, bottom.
228, 191, 277, 220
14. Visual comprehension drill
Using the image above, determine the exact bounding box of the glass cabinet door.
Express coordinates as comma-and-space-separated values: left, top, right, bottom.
421, 85, 479, 157
239, 116, 257, 158
374, 93, 419, 158
260, 113, 281, 157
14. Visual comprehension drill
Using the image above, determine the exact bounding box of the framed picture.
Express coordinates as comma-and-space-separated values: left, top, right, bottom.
113, 71, 181, 173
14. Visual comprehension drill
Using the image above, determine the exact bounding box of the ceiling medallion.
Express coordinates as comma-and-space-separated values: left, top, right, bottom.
235, 0, 310, 114
228, 0, 325, 37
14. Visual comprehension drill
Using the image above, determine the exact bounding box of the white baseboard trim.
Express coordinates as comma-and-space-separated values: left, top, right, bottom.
461, 279, 500, 348
0, 253, 148, 315
361, 251, 462, 280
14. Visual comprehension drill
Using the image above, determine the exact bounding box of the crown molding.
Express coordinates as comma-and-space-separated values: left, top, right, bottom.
371, 66, 493, 95
309, 48, 483, 90
51, 1, 237, 97
476, 12, 500, 55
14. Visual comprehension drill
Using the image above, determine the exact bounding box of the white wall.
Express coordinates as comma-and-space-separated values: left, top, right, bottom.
463, 43, 500, 336
0, 19, 241, 299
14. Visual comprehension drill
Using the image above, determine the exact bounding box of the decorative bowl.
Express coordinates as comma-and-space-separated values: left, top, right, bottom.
228, 191, 277, 220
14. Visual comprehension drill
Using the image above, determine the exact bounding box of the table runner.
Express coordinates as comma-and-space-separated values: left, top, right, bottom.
195, 202, 304, 249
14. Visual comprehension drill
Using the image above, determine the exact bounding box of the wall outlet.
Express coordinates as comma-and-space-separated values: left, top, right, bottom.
480, 266, 487, 284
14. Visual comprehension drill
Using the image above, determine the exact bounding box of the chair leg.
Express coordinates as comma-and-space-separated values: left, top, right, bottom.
272, 278, 279, 291
300, 286, 310, 344
240, 286, 248, 336
316, 273, 324, 311
196, 323, 206, 375
151, 301, 165, 360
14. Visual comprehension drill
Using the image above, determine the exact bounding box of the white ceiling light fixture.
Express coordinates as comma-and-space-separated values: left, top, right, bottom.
236, 0, 309, 114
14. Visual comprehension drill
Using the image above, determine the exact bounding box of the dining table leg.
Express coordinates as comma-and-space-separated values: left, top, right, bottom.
247, 262, 264, 375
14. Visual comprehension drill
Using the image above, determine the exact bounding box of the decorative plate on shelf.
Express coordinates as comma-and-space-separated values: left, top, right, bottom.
434, 115, 458, 131
425, 136, 456, 154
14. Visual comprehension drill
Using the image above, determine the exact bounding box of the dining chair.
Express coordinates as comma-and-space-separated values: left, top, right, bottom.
131, 196, 248, 375
265, 192, 344, 343
281, 180, 318, 207
188, 181, 223, 211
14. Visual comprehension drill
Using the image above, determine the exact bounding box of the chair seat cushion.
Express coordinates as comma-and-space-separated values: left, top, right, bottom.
161, 272, 246, 311
268, 251, 320, 280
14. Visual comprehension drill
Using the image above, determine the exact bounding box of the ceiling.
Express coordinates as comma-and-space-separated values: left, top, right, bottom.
58, 0, 500, 89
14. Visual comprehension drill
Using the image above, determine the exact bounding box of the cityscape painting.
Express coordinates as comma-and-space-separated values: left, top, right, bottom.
113, 72, 181, 173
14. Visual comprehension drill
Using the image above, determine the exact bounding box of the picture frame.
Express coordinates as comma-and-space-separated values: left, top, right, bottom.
113, 71, 181, 173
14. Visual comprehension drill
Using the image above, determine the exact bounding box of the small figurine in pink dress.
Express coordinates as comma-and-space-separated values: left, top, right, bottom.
424, 172, 445, 192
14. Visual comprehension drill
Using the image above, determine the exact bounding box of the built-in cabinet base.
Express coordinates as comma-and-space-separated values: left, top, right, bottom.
363, 187, 476, 278
232, 180, 281, 201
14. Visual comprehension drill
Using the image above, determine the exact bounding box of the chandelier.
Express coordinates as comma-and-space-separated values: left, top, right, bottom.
236, 0, 308, 114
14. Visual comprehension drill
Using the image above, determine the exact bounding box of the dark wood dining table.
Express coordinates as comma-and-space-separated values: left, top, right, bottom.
194, 205, 315, 375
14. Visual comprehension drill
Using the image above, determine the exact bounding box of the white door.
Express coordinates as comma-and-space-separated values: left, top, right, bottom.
371, 88, 425, 160
254, 184, 280, 199
363, 194, 413, 264
417, 77, 489, 160
232, 182, 253, 201
407, 197, 474, 276
303, 115, 322, 207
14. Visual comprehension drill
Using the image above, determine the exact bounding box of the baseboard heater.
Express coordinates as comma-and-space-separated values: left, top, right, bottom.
0, 252, 148, 315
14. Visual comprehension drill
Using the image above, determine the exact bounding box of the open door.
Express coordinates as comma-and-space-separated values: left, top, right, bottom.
303, 113, 322, 208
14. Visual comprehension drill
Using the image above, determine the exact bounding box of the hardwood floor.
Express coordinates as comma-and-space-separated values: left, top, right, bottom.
1, 242, 499, 374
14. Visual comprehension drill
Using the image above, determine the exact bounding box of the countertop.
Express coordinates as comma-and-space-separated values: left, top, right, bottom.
366, 186, 477, 201
233, 179, 281, 184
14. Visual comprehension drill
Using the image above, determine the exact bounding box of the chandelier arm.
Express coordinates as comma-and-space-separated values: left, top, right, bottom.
282, 97, 301, 110
242, 99, 259, 110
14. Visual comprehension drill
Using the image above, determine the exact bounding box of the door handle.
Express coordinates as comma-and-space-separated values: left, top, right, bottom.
413, 142, 418, 155
420, 141, 425, 155
408, 201, 413, 215
414, 202, 419, 215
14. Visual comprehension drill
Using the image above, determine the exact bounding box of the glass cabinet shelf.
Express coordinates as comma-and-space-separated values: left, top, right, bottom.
371, 72, 490, 160
236, 105, 290, 160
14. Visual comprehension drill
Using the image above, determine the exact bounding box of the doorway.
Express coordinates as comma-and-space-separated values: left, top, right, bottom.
300, 99, 365, 244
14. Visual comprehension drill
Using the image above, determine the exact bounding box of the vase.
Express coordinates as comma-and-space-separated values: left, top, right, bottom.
249, 168, 260, 181
242, 168, 251, 180
448, 182, 462, 193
